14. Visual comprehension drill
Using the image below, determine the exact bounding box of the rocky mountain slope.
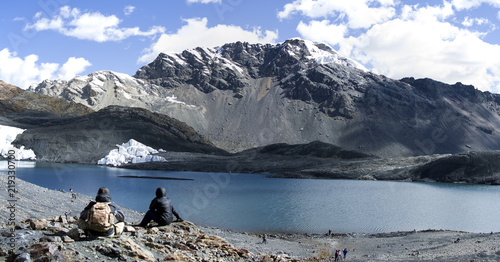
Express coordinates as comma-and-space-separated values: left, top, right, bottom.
29, 39, 500, 157
0, 81, 93, 128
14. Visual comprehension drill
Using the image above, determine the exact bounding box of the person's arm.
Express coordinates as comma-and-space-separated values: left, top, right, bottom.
114, 209, 125, 222
79, 201, 95, 219
149, 198, 157, 211
109, 203, 125, 222
172, 206, 182, 221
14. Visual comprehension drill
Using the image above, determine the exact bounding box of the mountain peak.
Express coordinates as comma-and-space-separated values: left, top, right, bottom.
134, 38, 368, 92
281, 38, 368, 71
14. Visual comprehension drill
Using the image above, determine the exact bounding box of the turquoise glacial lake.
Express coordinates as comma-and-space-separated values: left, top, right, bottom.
3, 161, 500, 234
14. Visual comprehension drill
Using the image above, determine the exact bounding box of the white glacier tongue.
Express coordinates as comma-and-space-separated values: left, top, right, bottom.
0, 125, 36, 160
97, 139, 166, 167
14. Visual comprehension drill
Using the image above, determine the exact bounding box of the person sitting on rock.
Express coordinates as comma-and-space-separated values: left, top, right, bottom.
78, 187, 125, 237
137, 187, 182, 227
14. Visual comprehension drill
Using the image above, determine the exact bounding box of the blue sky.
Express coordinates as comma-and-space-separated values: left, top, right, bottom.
1, 0, 500, 93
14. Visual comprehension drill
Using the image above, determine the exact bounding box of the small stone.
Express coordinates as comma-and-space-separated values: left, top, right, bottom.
29, 219, 47, 230
67, 216, 76, 224
47, 226, 68, 236
40, 236, 62, 243
96, 245, 121, 258
59, 215, 68, 225
15, 223, 29, 230
67, 228, 82, 239
147, 227, 159, 234
13, 252, 31, 262
113, 237, 155, 261
62, 236, 74, 243
237, 248, 252, 258
164, 252, 188, 261
124, 226, 136, 232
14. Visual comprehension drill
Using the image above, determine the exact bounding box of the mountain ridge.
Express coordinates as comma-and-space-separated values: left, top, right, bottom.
27, 38, 500, 157
12, 105, 227, 164
0, 80, 94, 128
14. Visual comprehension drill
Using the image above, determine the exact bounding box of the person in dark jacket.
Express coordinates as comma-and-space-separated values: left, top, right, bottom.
138, 187, 182, 227
78, 187, 125, 237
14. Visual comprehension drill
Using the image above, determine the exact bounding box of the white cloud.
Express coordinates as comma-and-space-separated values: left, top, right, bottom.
352, 18, 500, 91
284, 1, 500, 93
278, 0, 396, 29
296, 20, 347, 46
462, 17, 489, 27
57, 57, 92, 80
138, 17, 278, 63
124, 6, 135, 16
186, 0, 221, 3
451, 0, 500, 10
0, 48, 91, 89
25, 6, 164, 42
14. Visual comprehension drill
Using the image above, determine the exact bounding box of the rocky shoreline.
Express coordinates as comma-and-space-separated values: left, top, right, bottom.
124, 149, 500, 185
3, 174, 500, 261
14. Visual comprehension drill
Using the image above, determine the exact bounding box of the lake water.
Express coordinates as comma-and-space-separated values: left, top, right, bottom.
3, 161, 500, 234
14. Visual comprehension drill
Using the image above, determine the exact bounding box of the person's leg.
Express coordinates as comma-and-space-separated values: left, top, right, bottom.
114, 222, 125, 236
138, 210, 159, 227
77, 218, 90, 235
77, 218, 87, 230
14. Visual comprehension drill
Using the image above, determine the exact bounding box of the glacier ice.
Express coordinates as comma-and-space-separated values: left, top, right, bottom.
0, 125, 36, 160
97, 139, 166, 167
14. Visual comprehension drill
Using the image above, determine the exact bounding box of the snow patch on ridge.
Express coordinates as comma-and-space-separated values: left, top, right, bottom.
97, 139, 166, 167
289, 38, 368, 72
0, 125, 36, 160
163, 47, 244, 75
165, 95, 196, 107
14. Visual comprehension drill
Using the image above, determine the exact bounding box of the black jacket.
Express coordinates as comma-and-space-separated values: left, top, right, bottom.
149, 188, 181, 225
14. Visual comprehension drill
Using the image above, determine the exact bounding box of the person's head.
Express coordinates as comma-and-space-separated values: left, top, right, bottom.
95, 187, 111, 202
155, 187, 166, 197
97, 187, 110, 195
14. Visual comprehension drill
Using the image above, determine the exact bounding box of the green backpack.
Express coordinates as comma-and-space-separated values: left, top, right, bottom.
86, 202, 115, 232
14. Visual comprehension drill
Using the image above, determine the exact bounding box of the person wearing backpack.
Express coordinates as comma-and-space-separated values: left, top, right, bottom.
137, 187, 182, 227
78, 187, 125, 237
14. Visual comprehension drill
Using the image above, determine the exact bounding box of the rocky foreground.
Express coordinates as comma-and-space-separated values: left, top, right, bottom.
3, 174, 500, 261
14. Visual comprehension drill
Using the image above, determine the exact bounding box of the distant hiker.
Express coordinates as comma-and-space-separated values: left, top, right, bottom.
343, 248, 348, 259
71, 188, 77, 200
328, 229, 332, 236
137, 187, 182, 227
262, 234, 268, 244
78, 187, 125, 237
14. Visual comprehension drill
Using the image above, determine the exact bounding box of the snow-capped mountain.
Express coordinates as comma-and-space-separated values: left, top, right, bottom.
29, 71, 194, 110
29, 38, 500, 157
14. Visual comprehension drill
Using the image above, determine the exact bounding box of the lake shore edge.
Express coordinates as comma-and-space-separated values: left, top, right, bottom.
3, 173, 500, 261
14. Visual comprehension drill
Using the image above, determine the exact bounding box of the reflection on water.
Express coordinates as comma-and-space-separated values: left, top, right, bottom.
2, 161, 500, 234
